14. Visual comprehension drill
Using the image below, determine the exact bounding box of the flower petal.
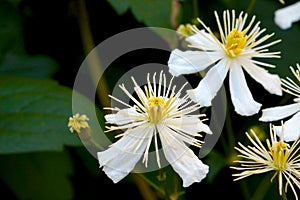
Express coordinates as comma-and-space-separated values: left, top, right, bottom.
157, 124, 209, 187
167, 49, 221, 77
273, 111, 300, 142
97, 125, 153, 183
186, 30, 220, 50
105, 107, 143, 125
274, 1, 300, 30
165, 116, 212, 136
259, 102, 300, 122
239, 57, 282, 96
187, 59, 230, 106
229, 61, 262, 116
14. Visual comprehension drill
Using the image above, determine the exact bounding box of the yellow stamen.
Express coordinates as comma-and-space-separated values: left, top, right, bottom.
269, 139, 289, 171
148, 97, 165, 124
225, 29, 247, 57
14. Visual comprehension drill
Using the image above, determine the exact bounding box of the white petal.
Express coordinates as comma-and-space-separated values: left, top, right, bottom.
259, 102, 300, 121
167, 49, 221, 77
97, 125, 153, 183
186, 30, 220, 50
105, 107, 142, 125
229, 62, 262, 116
273, 112, 300, 142
157, 124, 209, 187
187, 59, 230, 106
274, 1, 300, 30
165, 116, 212, 135
238, 58, 282, 96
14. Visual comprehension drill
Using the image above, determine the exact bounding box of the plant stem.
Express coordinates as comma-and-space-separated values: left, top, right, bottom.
225, 109, 235, 157
132, 174, 159, 200
77, 0, 110, 107
193, 0, 199, 18
137, 173, 166, 197
281, 188, 288, 200
251, 173, 272, 200
246, 0, 257, 14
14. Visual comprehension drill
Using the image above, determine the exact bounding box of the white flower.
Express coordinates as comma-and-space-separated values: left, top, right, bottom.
274, 1, 300, 30
168, 10, 282, 116
231, 125, 300, 200
260, 64, 300, 142
97, 71, 212, 187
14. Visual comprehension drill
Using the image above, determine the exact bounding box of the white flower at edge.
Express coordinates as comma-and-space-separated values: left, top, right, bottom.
274, 1, 300, 30
231, 125, 300, 200
97, 71, 212, 187
260, 64, 300, 142
168, 10, 282, 116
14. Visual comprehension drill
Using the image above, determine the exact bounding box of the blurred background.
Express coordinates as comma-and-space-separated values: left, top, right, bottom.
0, 0, 299, 199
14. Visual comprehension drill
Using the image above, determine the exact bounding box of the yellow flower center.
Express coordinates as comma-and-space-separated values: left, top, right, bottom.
225, 29, 247, 57
148, 96, 165, 124
270, 140, 288, 171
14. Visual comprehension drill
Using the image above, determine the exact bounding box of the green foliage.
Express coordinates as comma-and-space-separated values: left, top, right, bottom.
0, 75, 86, 153
107, 0, 173, 28
0, 151, 74, 200
0, 53, 59, 77
0, 1, 59, 78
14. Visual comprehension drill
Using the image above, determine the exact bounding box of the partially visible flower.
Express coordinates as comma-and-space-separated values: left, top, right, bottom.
168, 10, 282, 116
231, 125, 300, 199
274, 1, 300, 30
68, 113, 89, 133
177, 23, 193, 37
260, 64, 300, 142
97, 71, 212, 187
278, 0, 285, 4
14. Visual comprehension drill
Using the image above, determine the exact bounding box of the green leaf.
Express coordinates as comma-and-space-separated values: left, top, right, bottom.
0, 151, 74, 200
107, 0, 173, 28
0, 53, 59, 77
0, 75, 102, 153
107, 0, 131, 14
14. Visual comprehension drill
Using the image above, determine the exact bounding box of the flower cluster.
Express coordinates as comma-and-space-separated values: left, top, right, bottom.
68, 8, 300, 198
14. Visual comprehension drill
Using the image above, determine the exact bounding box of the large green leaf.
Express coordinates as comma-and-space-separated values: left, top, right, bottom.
107, 0, 173, 28
0, 75, 101, 153
0, 53, 59, 77
0, 1, 59, 78
0, 151, 74, 200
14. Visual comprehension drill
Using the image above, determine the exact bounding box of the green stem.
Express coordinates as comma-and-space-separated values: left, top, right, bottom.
137, 173, 166, 197
225, 109, 236, 157
192, 0, 199, 18
251, 173, 272, 200
246, 0, 257, 14
281, 188, 288, 200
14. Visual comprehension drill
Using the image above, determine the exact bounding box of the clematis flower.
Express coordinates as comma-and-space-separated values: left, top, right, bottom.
274, 1, 300, 30
260, 64, 300, 142
68, 113, 89, 133
168, 10, 282, 116
231, 125, 300, 200
97, 71, 212, 187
